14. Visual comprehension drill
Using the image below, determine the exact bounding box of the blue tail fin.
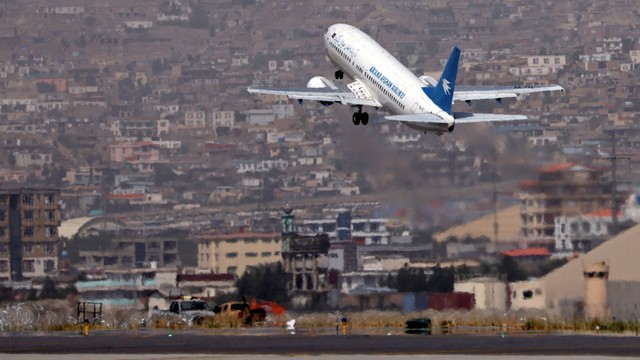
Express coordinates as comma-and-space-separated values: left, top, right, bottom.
422, 45, 461, 114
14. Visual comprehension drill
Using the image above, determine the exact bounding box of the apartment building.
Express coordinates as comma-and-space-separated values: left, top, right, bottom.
0, 188, 60, 281
297, 211, 390, 245
197, 232, 281, 276
518, 163, 624, 244
210, 110, 235, 129
79, 233, 179, 270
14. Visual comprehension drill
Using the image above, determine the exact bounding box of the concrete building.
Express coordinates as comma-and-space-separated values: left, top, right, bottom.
281, 208, 330, 293
64, 167, 103, 187
0, 188, 60, 281
519, 163, 621, 244
78, 232, 179, 270
197, 232, 281, 276
184, 110, 206, 129
509, 279, 546, 311
211, 110, 235, 128
328, 241, 357, 273
554, 213, 611, 253
454, 277, 507, 312
297, 211, 390, 245
110, 141, 160, 172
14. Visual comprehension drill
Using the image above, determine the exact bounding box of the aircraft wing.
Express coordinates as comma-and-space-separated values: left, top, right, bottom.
452, 112, 527, 123
453, 84, 564, 102
247, 80, 382, 107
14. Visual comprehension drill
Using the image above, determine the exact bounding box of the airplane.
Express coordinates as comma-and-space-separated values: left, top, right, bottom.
247, 23, 564, 135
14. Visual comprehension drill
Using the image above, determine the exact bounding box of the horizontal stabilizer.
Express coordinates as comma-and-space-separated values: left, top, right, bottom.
454, 84, 564, 102
453, 112, 528, 123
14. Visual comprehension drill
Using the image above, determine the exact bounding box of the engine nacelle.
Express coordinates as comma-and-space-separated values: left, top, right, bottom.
306, 76, 336, 89
307, 76, 336, 106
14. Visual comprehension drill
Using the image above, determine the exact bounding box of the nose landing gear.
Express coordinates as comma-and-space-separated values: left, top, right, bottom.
335, 70, 344, 80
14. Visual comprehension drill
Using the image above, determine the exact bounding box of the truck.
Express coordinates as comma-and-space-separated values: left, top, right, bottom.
216, 300, 267, 326
152, 297, 216, 326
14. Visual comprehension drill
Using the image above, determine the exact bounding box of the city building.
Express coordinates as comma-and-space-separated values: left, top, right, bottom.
0, 188, 60, 281
554, 212, 612, 253
78, 231, 179, 270
197, 232, 281, 276
519, 163, 623, 244
297, 210, 390, 245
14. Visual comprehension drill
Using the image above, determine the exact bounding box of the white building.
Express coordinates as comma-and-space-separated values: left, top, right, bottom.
13, 152, 52, 168
454, 277, 507, 311
235, 159, 289, 174
510, 279, 546, 311
211, 110, 235, 128
297, 213, 390, 245
184, 110, 206, 129
554, 214, 611, 253
246, 109, 275, 126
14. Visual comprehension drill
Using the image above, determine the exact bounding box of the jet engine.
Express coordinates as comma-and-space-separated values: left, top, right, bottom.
306, 76, 336, 89
306, 76, 335, 106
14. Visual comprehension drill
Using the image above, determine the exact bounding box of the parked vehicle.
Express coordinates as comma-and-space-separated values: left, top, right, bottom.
216, 301, 266, 325
152, 297, 216, 326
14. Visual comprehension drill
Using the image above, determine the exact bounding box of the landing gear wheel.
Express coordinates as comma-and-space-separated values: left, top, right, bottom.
361, 112, 369, 125
335, 70, 344, 80
352, 113, 360, 125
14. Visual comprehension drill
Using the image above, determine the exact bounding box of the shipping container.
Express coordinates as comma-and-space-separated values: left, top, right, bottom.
403, 293, 416, 312
428, 292, 474, 311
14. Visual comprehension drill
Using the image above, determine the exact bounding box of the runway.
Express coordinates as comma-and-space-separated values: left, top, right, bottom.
1, 356, 639, 360
2, 331, 640, 356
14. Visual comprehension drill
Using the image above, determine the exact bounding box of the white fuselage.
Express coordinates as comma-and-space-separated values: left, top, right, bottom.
324, 24, 454, 132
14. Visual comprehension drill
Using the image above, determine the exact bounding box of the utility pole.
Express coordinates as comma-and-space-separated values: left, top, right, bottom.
610, 130, 618, 232
605, 129, 630, 235
492, 149, 499, 243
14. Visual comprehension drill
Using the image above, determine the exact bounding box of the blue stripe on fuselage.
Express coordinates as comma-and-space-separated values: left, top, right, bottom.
369, 66, 405, 99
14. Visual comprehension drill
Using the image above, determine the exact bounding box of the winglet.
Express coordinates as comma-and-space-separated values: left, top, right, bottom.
422, 46, 460, 114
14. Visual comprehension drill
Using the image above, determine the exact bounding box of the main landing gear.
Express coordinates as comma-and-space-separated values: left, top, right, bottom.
335, 70, 344, 80
352, 106, 369, 125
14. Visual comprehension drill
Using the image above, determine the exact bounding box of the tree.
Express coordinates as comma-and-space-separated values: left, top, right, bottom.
499, 256, 527, 282
426, 265, 454, 292
235, 263, 288, 304
393, 265, 428, 292
40, 277, 61, 299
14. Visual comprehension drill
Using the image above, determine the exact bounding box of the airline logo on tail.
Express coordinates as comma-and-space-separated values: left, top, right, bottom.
442, 79, 452, 96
